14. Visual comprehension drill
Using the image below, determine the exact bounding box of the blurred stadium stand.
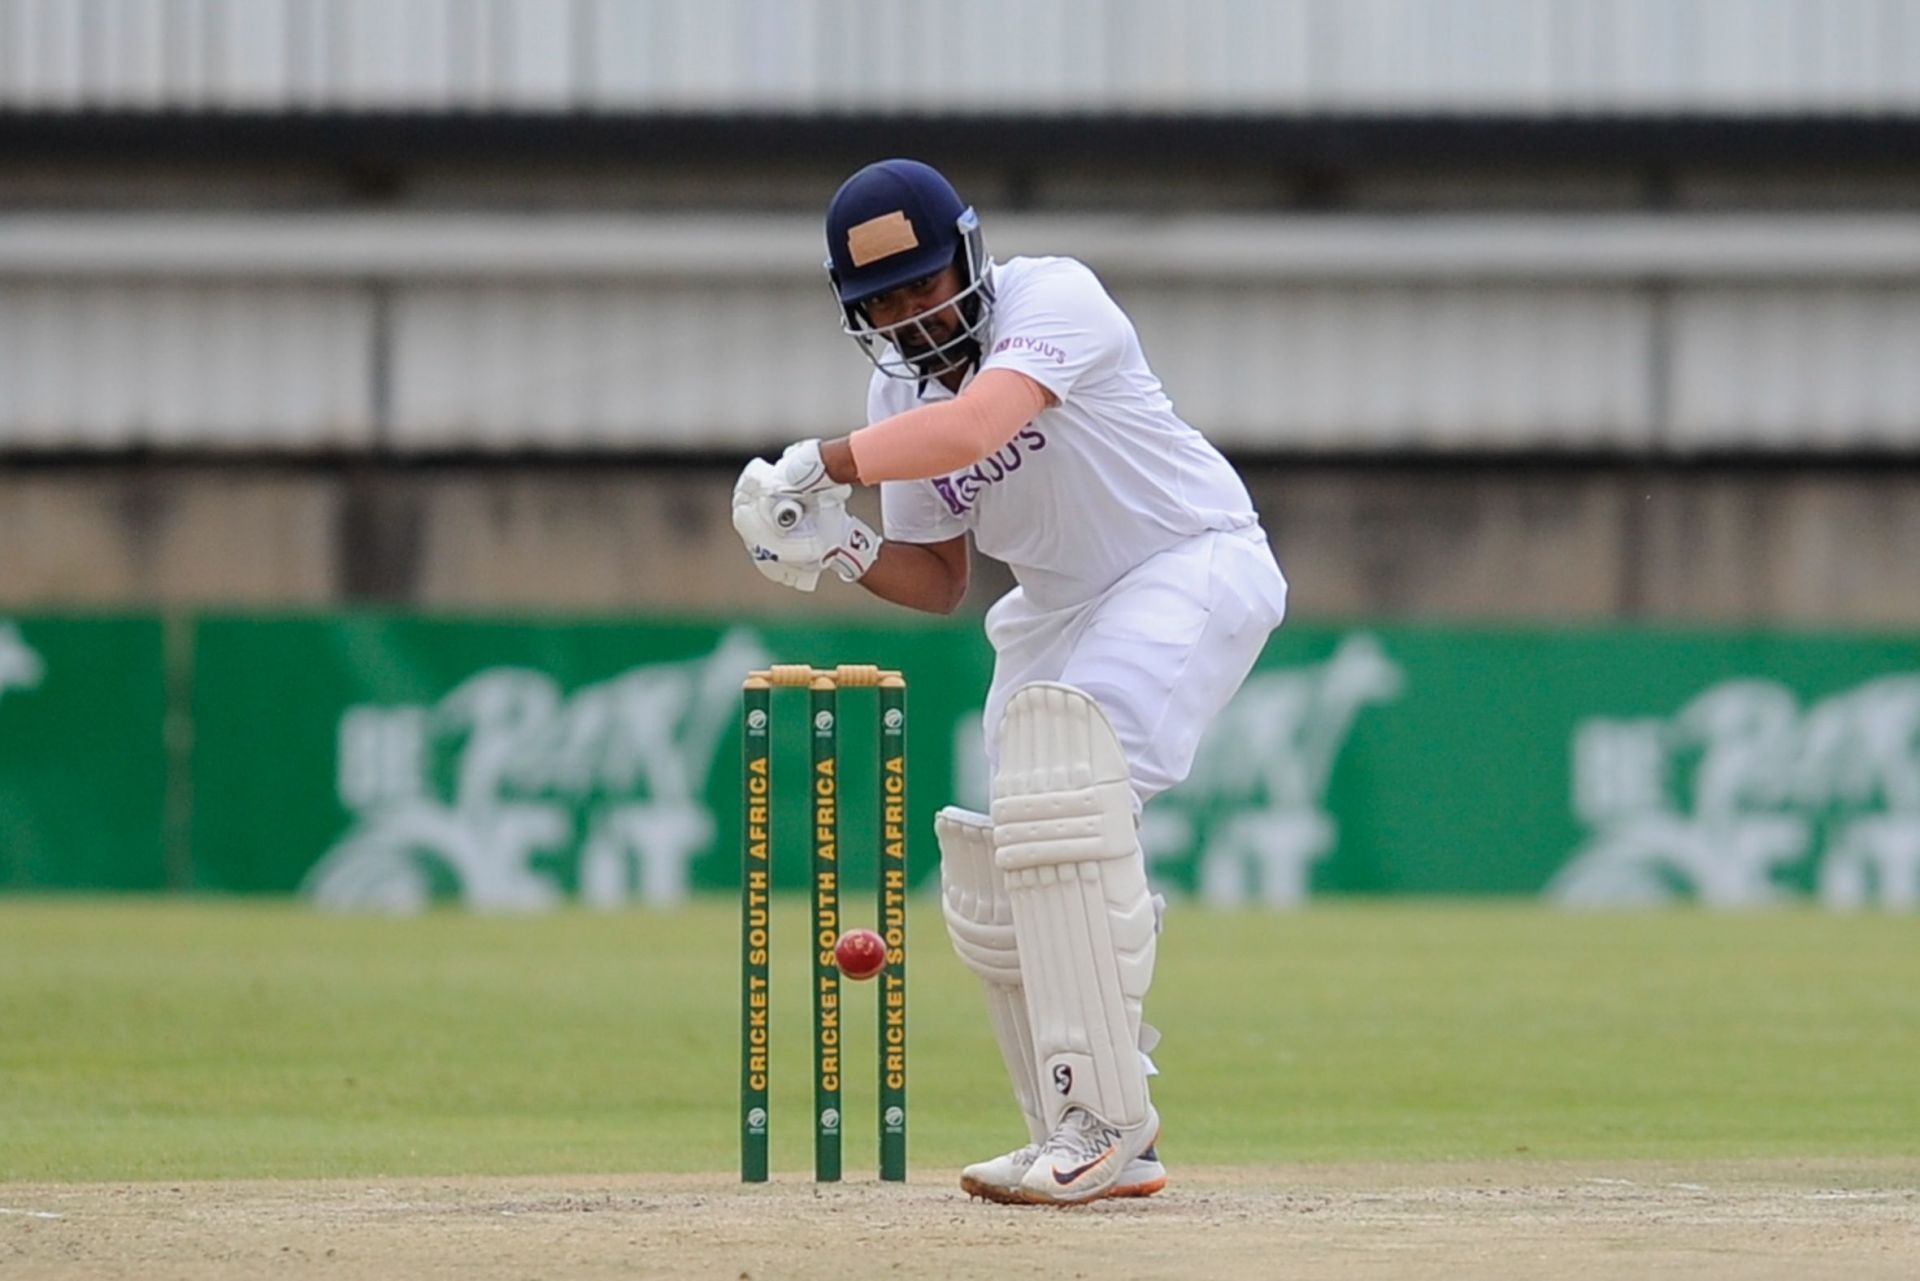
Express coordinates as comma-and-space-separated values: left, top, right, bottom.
1, 0, 1917, 618
4, 0, 1919, 115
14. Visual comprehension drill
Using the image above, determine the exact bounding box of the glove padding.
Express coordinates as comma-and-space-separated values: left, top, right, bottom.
770, 438, 849, 501
733, 459, 835, 591
733, 444, 852, 534
732, 455, 882, 590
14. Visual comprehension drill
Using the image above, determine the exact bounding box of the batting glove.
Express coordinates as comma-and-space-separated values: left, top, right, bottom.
824, 514, 883, 583
769, 438, 852, 504
732, 458, 827, 591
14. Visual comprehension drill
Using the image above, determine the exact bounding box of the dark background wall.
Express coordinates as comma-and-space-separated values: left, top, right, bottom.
6, 462, 1919, 625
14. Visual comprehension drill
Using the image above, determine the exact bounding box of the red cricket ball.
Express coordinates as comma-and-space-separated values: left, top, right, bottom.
834, 927, 887, 981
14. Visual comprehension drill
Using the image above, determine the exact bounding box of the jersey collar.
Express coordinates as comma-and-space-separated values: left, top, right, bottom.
916, 360, 978, 403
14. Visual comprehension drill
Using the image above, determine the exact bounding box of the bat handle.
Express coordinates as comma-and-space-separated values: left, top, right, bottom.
771, 497, 805, 531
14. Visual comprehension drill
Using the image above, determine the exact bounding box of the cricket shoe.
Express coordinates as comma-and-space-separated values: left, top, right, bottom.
1017, 1103, 1165, 1206
961, 1138, 1167, 1205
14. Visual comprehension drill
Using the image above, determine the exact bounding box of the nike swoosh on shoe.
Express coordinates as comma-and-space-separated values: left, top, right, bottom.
1050, 1147, 1115, 1187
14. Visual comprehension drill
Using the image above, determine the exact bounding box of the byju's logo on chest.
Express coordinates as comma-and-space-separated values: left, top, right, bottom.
930, 429, 1047, 516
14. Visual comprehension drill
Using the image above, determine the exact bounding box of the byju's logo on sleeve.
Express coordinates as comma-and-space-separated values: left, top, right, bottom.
991, 335, 1067, 365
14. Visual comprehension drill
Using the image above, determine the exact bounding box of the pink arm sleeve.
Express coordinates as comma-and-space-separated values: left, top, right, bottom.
847, 369, 1053, 483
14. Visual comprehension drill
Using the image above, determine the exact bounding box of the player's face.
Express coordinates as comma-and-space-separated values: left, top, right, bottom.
861, 263, 966, 357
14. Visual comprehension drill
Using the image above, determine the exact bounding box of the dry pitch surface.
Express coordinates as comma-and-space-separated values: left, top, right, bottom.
4, 1160, 1915, 1281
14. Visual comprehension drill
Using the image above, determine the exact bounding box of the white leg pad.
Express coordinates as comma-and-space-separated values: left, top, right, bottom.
937, 805, 1046, 1144
992, 682, 1157, 1132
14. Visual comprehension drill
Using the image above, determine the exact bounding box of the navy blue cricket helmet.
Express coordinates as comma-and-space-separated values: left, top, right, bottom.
823, 158, 994, 380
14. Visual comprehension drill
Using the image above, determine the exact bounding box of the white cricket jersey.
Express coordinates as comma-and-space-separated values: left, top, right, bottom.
874, 255, 1259, 611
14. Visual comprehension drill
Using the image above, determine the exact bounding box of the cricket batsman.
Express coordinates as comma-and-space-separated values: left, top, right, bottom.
731, 158, 1288, 1205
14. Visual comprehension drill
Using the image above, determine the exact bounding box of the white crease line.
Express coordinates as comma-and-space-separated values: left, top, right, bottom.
1806, 1191, 1897, 1201
0, 1209, 64, 1220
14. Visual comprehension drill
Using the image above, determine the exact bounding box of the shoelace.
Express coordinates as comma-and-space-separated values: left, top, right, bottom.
1038, 1109, 1121, 1167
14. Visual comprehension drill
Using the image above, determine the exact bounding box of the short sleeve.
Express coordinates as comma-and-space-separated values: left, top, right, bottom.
978, 259, 1130, 405
881, 479, 967, 545
864, 369, 896, 426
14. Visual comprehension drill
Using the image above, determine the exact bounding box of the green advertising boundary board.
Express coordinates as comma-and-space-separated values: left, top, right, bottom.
1, 611, 1914, 908
0, 616, 169, 891
183, 616, 1920, 911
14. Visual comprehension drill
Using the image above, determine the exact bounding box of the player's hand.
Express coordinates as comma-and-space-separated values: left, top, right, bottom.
732, 456, 882, 588
770, 439, 853, 503
733, 456, 859, 592
733, 445, 849, 541
762, 441, 880, 579
733, 459, 825, 591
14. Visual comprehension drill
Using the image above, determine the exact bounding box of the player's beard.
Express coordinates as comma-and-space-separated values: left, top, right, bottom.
903, 333, 977, 379
897, 301, 980, 379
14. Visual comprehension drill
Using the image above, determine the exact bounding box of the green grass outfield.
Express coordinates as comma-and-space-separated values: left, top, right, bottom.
1, 898, 1915, 1183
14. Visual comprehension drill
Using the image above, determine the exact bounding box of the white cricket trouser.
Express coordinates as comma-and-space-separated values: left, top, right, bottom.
981, 526, 1289, 806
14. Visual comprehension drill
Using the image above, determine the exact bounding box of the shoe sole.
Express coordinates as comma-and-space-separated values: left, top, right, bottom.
1017, 1172, 1166, 1206
960, 1175, 1031, 1205
963, 1172, 1167, 1206
1101, 1174, 1167, 1200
